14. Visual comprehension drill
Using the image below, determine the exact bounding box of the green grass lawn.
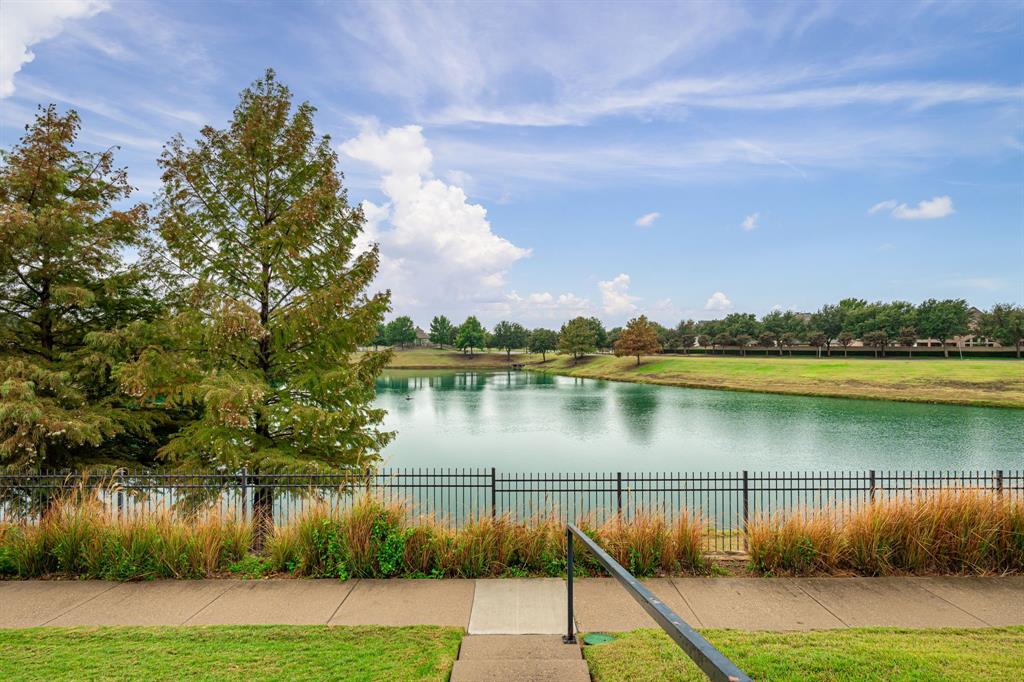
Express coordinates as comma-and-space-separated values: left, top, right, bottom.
540, 354, 1024, 408
584, 627, 1024, 681
383, 347, 1023, 408
0, 626, 462, 681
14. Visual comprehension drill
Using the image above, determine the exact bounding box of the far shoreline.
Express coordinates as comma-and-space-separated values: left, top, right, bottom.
380, 348, 1024, 409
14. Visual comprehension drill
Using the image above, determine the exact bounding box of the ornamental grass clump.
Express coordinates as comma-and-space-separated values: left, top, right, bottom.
747, 511, 843, 575
748, 490, 1023, 575
845, 490, 1023, 575
0, 495, 249, 579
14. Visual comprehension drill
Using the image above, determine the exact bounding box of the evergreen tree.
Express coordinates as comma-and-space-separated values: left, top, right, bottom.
675, 320, 697, 354
385, 316, 416, 348
559, 317, 596, 363
527, 328, 557, 361
586, 317, 608, 350
917, 299, 969, 358
981, 304, 1024, 358
614, 315, 661, 365
810, 304, 844, 356
428, 315, 454, 348
0, 106, 162, 468
455, 316, 486, 355
115, 71, 392, 528
491, 320, 528, 359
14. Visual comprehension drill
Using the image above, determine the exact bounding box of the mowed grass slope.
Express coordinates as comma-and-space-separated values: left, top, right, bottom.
584, 627, 1024, 682
0, 626, 462, 682
382, 348, 1024, 407
538, 354, 1024, 408
384, 347, 545, 369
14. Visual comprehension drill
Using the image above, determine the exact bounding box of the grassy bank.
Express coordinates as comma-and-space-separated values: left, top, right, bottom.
584, 627, 1024, 681
538, 354, 1024, 408
384, 349, 1023, 408
3, 490, 1020, 580
384, 347, 544, 369
0, 625, 462, 681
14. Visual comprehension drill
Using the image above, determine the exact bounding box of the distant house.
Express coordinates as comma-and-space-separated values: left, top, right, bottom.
916, 307, 1000, 348
414, 326, 430, 346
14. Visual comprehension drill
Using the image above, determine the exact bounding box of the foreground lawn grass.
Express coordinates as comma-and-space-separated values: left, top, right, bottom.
540, 354, 1024, 408
584, 627, 1024, 681
0, 626, 462, 681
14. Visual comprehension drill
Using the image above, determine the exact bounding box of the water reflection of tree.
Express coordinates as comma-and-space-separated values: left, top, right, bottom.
616, 385, 660, 445
561, 381, 608, 439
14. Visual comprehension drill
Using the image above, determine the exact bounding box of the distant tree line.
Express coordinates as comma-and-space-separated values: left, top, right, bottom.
379, 298, 1023, 362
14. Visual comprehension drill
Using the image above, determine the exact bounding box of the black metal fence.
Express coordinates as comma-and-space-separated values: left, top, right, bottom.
1, 469, 1020, 553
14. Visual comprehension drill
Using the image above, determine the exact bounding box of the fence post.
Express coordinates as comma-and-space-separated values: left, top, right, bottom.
116, 468, 125, 520
616, 472, 623, 516
742, 470, 749, 551
563, 528, 576, 644
869, 470, 877, 503
995, 470, 1004, 498
240, 466, 248, 524
490, 467, 496, 518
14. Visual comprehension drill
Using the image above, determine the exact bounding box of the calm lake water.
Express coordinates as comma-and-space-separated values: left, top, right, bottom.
375, 370, 1023, 472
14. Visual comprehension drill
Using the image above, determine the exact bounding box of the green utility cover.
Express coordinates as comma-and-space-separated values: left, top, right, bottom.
583, 633, 616, 646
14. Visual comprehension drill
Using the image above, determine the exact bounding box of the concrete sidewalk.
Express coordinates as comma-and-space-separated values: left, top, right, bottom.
1, 576, 1020, 631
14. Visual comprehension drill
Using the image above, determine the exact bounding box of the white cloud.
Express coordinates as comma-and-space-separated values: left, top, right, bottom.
868, 199, 899, 214
491, 291, 594, 321
891, 196, 955, 220
634, 211, 660, 227
869, 196, 954, 220
598, 273, 639, 316
741, 212, 759, 231
704, 291, 732, 311
340, 124, 530, 314
0, 0, 108, 97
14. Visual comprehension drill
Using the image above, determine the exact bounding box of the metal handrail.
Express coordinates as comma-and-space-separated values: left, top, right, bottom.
564, 524, 751, 682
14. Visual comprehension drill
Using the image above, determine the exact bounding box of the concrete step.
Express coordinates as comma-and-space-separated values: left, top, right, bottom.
450, 659, 591, 682
458, 635, 582, 661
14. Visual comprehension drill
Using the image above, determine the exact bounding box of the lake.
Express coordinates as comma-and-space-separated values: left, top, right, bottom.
375, 370, 1023, 471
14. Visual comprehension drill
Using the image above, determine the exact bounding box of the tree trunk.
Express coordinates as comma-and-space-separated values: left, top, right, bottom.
252, 478, 273, 552
826, 342, 831, 357
943, 341, 949, 359
635, 354, 640, 366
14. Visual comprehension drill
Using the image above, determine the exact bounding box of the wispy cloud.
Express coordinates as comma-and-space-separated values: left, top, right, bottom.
871, 196, 954, 220
634, 212, 661, 227
741, 213, 760, 231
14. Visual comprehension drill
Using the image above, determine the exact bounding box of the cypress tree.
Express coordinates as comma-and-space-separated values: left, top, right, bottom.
0, 106, 161, 469
116, 70, 392, 530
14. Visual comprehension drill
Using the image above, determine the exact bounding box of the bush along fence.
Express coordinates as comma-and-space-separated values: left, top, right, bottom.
1, 469, 1020, 553
0, 488, 1020, 581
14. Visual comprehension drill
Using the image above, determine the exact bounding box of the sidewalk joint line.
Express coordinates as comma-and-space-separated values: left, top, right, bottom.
668, 577, 704, 629
914, 580, 993, 626
793, 581, 849, 628
182, 580, 240, 625
326, 579, 359, 624
40, 582, 120, 626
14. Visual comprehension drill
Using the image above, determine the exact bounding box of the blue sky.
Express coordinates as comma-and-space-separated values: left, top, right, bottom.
2, 0, 1022, 327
